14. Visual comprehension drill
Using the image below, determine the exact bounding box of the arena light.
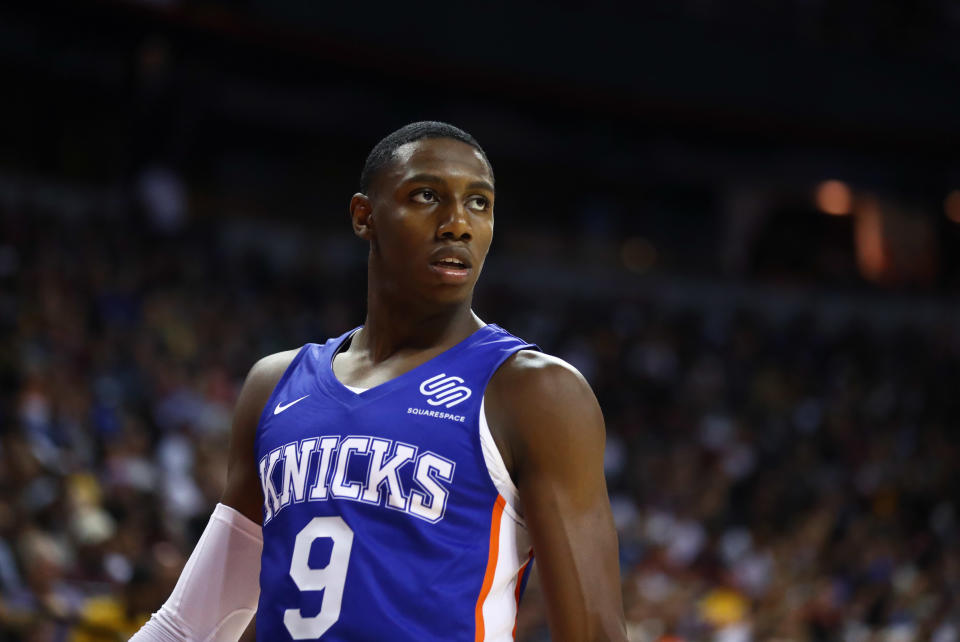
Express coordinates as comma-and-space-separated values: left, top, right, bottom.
945, 190, 960, 223
854, 198, 885, 282
815, 180, 853, 216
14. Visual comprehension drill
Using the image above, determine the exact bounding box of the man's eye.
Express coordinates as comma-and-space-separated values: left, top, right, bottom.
467, 196, 489, 211
412, 190, 437, 203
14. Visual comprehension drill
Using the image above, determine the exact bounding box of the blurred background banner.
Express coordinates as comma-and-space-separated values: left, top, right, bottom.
1, 1, 959, 640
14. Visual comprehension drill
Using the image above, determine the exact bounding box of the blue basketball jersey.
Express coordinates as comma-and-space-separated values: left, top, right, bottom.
254, 324, 538, 641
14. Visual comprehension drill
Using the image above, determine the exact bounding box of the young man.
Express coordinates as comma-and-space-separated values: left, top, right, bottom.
132, 122, 626, 641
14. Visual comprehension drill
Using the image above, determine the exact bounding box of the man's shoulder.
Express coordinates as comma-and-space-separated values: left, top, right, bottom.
251, 347, 302, 377
245, 347, 302, 395
487, 348, 597, 418
232, 347, 303, 437
494, 349, 589, 393
484, 348, 604, 478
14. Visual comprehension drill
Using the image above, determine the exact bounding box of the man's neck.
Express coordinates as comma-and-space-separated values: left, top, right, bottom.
355, 288, 483, 364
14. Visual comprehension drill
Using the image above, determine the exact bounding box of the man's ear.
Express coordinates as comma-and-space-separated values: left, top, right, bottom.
350, 193, 374, 240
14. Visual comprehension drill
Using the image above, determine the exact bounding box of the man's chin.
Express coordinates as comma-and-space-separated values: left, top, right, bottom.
416, 281, 476, 307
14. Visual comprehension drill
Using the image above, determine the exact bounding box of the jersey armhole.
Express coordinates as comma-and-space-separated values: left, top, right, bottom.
479, 395, 526, 527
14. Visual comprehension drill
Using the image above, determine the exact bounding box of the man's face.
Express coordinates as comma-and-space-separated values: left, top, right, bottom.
361, 137, 495, 305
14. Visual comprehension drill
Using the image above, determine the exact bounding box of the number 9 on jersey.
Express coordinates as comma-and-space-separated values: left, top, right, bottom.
283, 516, 355, 639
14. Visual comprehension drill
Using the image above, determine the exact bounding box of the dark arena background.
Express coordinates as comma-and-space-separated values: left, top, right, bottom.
2, 1, 960, 640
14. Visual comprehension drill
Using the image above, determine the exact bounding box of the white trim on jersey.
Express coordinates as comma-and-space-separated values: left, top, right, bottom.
476, 397, 534, 640
479, 396, 525, 526
478, 497, 534, 640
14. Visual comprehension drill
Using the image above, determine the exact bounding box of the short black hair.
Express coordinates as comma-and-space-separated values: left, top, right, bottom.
359, 121, 492, 193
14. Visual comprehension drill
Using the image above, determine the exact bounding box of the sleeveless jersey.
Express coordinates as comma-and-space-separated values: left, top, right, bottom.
254, 324, 538, 641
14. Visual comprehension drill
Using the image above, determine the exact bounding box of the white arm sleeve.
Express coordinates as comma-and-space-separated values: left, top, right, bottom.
130, 503, 263, 642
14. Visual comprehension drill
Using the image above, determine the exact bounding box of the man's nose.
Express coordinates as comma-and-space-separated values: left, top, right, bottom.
437, 202, 472, 240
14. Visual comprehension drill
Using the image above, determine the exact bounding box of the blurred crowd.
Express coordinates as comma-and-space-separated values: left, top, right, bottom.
1, 199, 958, 642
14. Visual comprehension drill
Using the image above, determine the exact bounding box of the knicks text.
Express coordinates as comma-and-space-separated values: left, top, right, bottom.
258, 435, 456, 525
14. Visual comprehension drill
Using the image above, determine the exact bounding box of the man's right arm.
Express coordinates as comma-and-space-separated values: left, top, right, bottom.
130, 350, 298, 642
221, 349, 301, 524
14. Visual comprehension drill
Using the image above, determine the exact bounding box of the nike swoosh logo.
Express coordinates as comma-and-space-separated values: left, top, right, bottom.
274, 395, 310, 415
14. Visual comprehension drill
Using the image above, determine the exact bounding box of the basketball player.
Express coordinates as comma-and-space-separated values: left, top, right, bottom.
131, 122, 626, 641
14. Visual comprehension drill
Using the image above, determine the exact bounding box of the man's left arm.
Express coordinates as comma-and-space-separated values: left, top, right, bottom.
485, 352, 627, 642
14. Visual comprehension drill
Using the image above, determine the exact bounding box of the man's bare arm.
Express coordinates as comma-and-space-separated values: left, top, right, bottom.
486, 351, 627, 642
131, 349, 299, 641
221, 349, 300, 524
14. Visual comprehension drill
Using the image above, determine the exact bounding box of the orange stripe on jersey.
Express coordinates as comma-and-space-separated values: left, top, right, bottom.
511, 552, 533, 639
475, 494, 506, 641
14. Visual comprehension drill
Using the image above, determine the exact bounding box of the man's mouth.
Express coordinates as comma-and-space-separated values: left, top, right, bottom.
428, 253, 472, 283
431, 258, 468, 270
427, 246, 474, 284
